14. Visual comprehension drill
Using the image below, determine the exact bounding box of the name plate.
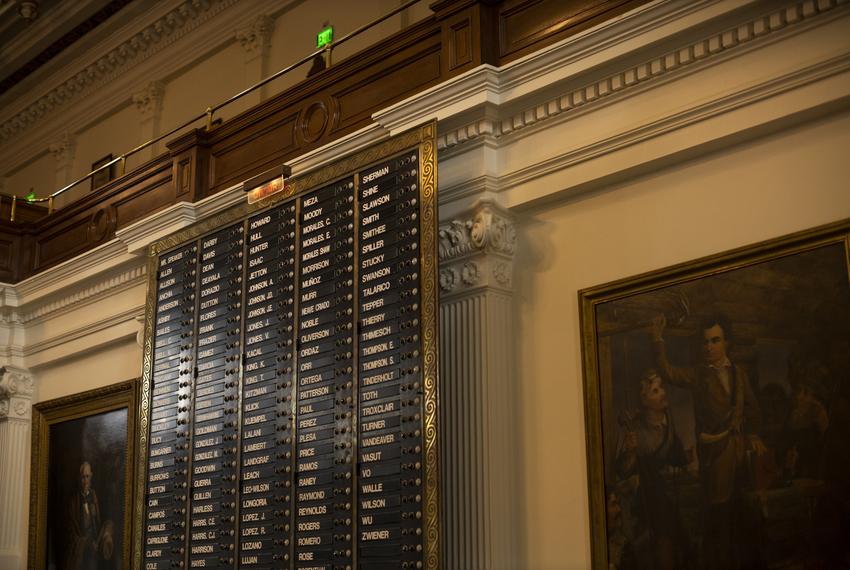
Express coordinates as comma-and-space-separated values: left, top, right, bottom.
141, 132, 436, 570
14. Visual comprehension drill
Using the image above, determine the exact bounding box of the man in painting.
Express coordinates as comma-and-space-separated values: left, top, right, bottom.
614, 369, 690, 569
650, 313, 765, 569
66, 461, 114, 570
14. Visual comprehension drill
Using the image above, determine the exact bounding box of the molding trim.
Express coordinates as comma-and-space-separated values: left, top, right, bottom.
0, 0, 298, 177
438, 0, 850, 154
373, 0, 725, 134
116, 180, 254, 257
19, 263, 146, 325
23, 305, 144, 358
0, 0, 239, 143
497, 51, 850, 192
11, 240, 130, 302
374, 0, 850, 152
115, 201, 199, 255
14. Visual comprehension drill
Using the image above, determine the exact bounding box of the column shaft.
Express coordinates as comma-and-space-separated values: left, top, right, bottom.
438, 201, 517, 569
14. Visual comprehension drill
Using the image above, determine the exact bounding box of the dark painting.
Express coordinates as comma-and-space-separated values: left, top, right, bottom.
582, 231, 850, 569
45, 408, 128, 570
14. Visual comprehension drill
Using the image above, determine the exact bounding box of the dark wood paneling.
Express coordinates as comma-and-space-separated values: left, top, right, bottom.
0, 200, 48, 224
36, 217, 92, 268
0, 236, 14, 278
209, 114, 298, 193
498, 0, 647, 62
29, 156, 173, 274
113, 167, 175, 228
206, 18, 444, 198
334, 46, 442, 128
0, 224, 32, 282
0, 0, 643, 282
434, 0, 500, 75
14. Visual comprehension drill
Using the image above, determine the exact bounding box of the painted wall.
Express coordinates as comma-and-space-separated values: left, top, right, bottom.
0, 1, 431, 204
2, 152, 53, 205
2, 1, 849, 569
515, 111, 850, 569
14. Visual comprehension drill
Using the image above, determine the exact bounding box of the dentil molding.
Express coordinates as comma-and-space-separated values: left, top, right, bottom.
438, 0, 850, 154
373, 0, 850, 160
20, 263, 146, 325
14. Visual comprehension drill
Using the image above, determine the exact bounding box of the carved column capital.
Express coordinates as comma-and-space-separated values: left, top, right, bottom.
235, 14, 274, 58
438, 200, 516, 295
132, 81, 165, 118
0, 365, 34, 421
48, 131, 76, 166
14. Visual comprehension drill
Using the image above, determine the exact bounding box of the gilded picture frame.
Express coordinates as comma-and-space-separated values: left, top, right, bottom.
28, 380, 138, 570
580, 219, 850, 569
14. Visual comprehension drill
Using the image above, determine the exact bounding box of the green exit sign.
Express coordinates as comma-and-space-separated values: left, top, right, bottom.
317, 25, 333, 48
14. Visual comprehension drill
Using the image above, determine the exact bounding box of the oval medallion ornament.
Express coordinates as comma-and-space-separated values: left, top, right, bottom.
298, 100, 329, 144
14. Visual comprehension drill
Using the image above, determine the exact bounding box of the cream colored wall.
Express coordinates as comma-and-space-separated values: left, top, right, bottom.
33, 339, 142, 402
72, 104, 141, 181
26, 279, 147, 401
515, 110, 850, 570
52, 104, 143, 208
3, 152, 53, 203
0, 1, 431, 204
265, 0, 407, 95
3, 1, 848, 569
160, 42, 249, 134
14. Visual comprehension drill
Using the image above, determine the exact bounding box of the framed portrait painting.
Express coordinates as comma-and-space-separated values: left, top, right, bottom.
29, 380, 138, 570
90, 154, 116, 191
580, 220, 850, 569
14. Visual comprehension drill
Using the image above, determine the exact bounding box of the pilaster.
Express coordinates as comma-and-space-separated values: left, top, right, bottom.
132, 81, 165, 161
48, 131, 76, 189
235, 14, 274, 106
437, 199, 517, 569
0, 365, 34, 570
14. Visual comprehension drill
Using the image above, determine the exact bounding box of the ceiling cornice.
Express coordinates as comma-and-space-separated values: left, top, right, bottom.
0, 0, 297, 180
0, 0, 240, 144
0, 0, 131, 96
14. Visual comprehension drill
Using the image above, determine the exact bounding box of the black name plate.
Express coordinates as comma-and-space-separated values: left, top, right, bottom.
141, 137, 435, 570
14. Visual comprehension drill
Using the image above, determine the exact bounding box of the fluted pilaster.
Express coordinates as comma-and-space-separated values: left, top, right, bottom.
48, 131, 76, 189
133, 81, 165, 161
235, 14, 274, 105
438, 200, 517, 569
0, 366, 34, 570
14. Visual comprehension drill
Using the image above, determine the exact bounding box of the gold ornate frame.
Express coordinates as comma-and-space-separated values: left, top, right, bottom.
579, 218, 850, 569
133, 121, 440, 569
28, 379, 139, 570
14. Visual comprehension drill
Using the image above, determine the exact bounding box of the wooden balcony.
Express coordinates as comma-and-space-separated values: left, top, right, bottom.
0, 0, 643, 283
